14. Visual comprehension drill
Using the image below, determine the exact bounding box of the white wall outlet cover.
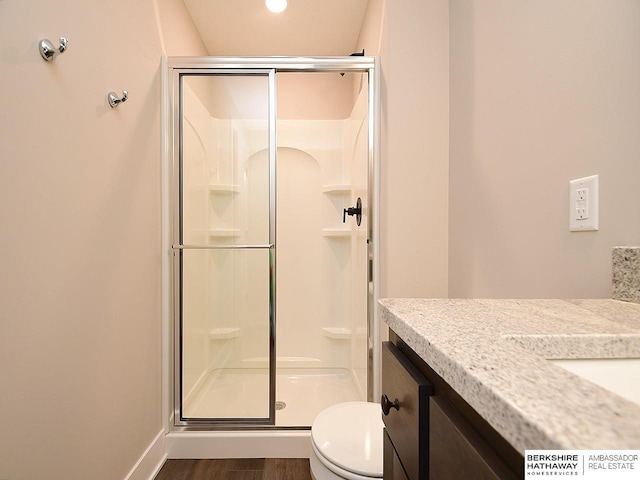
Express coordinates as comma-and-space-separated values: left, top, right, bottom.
569, 175, 599, 231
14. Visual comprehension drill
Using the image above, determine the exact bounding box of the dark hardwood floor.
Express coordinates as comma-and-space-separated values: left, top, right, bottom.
154, 458, 313, 480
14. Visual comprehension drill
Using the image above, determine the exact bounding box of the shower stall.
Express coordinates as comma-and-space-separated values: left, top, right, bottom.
166, 57, 379, 430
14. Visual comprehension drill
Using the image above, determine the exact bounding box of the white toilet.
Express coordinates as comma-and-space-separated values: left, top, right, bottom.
309, 401, 384, 480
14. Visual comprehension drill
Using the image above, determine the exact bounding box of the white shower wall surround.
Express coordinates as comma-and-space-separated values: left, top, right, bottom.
181, 80, 369, 423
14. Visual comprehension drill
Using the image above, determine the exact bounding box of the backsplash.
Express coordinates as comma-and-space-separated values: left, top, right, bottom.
612, 247, 640, 303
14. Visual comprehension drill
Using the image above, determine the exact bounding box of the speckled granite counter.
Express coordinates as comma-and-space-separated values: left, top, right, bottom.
378, 298, 640, 454
613, 247, 640, 303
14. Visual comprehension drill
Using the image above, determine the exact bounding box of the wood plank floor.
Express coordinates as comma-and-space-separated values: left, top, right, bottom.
154, 458, 313, 480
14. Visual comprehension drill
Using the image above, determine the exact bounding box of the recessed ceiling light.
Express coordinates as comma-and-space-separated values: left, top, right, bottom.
266, 0, 287, 13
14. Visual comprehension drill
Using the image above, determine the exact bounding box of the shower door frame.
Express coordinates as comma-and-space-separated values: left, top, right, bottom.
165, 56, 380, 431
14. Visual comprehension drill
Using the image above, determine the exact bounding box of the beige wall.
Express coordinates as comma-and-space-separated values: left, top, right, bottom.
449, 0, 640, 298
0, 0, 201, 478
359, 0, 640, 300
374, 0, 450, 298
155, 0, 209, 56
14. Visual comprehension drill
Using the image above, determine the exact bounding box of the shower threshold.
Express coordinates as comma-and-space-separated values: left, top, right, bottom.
183, 367, 364, 426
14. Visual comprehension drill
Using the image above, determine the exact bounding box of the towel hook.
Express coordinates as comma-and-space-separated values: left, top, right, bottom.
108, 90, 128, 108
39, 37, 68, 61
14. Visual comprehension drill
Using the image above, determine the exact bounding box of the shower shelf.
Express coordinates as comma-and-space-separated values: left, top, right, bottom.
322, 184, 351, 194
321, 228, 351, 238
210, 184, 240, 194
209, 327, 240, 340
322, 327, 352, 339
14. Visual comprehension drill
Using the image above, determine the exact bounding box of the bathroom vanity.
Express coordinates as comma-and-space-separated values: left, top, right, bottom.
382, 338, 521, 479
379, 298, 640, 480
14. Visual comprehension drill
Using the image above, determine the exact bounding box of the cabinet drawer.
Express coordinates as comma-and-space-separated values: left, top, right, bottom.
382, 342, 432, 480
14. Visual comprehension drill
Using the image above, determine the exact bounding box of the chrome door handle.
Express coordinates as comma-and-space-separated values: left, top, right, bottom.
172, 244, 274, 250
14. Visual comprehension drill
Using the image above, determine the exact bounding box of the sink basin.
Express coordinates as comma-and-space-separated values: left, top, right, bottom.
550, 358, 640, 406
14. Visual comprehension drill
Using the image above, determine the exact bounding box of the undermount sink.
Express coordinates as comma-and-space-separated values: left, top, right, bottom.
550, 358, 640, 406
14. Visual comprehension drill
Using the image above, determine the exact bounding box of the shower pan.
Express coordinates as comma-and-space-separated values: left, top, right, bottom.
166, 57, 379, 431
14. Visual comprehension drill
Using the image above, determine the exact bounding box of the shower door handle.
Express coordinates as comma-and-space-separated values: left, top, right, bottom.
343, 197, 362, 226
172, 244, 274, 250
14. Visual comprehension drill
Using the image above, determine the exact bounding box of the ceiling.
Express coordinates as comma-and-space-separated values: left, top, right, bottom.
183, 0, 370, 56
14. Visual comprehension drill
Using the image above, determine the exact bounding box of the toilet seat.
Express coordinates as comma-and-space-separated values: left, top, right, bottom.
310, 402, 383, 479
311, 440, 380, 480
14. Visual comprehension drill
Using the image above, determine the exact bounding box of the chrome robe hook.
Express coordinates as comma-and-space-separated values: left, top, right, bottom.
108, 90, 128, 108
39, 37, 68, 61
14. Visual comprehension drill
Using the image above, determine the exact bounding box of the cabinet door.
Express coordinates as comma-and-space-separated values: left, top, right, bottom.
382, 342, 432, 480
384, 430, 410, 480
429, 397, 519, 480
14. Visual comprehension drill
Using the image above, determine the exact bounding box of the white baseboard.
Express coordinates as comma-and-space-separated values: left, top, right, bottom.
165, 430, 311, 459
125, 429, 167, 480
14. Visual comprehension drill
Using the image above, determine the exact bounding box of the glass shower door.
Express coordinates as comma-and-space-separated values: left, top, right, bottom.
175, 71, 275, 423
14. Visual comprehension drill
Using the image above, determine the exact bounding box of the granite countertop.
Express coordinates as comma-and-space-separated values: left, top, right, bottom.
378, 298, 640, 454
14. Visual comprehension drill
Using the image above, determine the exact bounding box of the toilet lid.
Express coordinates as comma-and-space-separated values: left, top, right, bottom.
311, 402, 384, 478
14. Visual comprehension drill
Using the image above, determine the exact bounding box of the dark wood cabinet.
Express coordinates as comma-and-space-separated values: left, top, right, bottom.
382, 342, 431, 480
382, 332, 524, 480
429, 396, 519, 480
384, 430, 410, 480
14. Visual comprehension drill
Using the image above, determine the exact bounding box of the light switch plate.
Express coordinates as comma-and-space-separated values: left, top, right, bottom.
569, 175, 599, 231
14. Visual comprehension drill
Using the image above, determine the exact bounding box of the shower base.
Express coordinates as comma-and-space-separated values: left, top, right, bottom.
183, 367, 364, 426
